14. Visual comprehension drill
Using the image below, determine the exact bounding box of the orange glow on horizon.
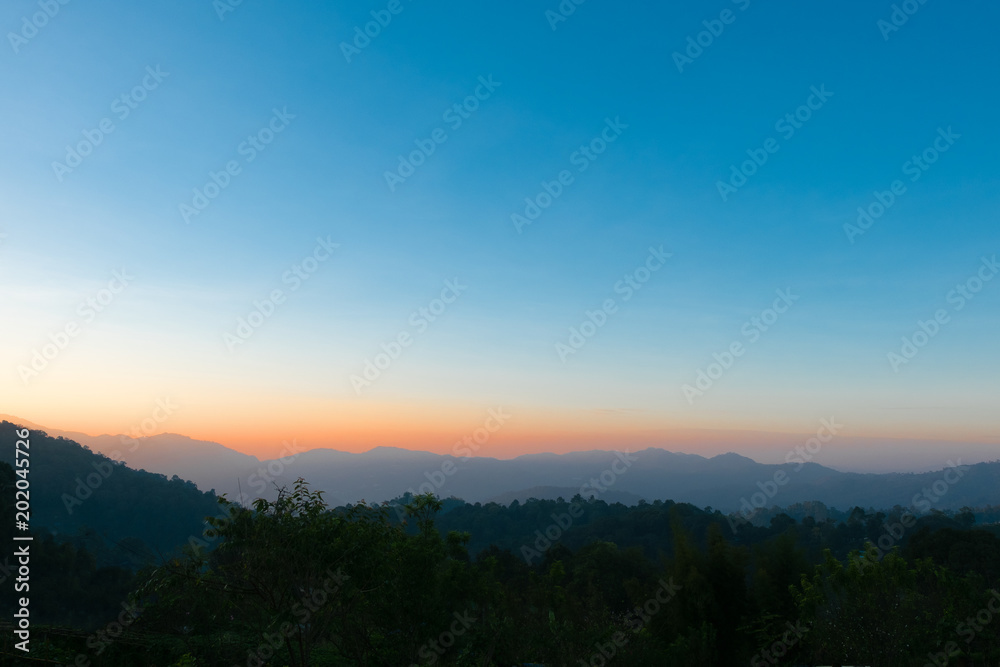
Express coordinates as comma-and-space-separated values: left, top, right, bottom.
5, 400, 996, 463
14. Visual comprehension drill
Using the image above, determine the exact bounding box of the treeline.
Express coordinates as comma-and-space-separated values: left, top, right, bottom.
0, 421, 220, 567
5, 477, 1000, 666
420, 492, 995, 566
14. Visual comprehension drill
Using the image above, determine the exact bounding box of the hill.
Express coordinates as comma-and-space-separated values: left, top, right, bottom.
0, 420, 220, 562
3, 416, 998, 514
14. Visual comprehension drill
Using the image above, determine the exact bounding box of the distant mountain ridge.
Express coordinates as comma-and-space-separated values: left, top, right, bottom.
3, 415, 998, 514
0, 414, 259, 496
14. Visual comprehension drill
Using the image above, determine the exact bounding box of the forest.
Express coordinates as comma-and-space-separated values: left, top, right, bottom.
2, 447, 1000, 666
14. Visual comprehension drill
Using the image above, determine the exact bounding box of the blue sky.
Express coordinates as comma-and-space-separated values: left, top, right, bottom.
2, 0, 998, 464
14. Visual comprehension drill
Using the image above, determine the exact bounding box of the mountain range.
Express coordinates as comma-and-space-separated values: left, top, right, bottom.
3, 414, 998, 513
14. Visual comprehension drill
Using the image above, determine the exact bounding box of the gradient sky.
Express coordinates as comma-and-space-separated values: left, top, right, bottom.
2, 0, 998, 466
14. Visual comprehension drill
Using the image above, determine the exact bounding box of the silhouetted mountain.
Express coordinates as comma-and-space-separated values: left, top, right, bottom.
242, 444, 1000, 513
0, 415, 260, 496
0, 421, 219, 562
4, 417, 998, 514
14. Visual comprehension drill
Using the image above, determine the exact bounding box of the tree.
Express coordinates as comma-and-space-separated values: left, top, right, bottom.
792, 547, 957, 666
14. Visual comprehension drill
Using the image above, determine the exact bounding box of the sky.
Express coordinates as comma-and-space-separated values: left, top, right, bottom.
1, 0, 998, 468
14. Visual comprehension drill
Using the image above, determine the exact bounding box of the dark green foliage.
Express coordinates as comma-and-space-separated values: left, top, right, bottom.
121, 488, 1000, 666
3, 454, 1000, 665
0, 460, 136, 630
0, 421, 219, 563
905, 525, 1000, 588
